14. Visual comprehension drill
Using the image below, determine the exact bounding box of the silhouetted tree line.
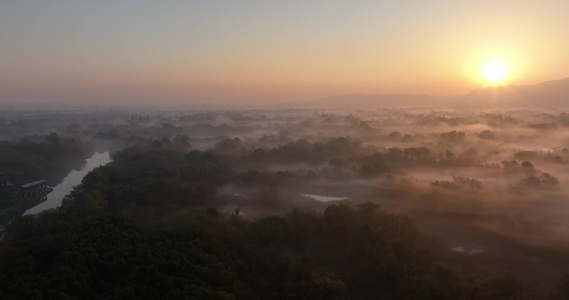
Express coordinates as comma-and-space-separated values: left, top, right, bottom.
0, 133, 93, 185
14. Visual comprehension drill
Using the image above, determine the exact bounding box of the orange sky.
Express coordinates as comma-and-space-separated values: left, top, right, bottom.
1, 1, 569, 106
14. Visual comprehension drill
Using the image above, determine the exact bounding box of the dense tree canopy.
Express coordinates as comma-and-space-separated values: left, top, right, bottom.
1, 146, 566, 299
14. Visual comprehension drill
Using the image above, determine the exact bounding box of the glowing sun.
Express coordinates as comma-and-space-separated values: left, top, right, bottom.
480, 58, 511, 83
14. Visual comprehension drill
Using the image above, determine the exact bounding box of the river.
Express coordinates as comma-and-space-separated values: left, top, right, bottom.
24, 152, 112, 215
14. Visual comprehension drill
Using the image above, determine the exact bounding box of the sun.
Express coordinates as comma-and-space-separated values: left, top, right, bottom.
480, 58, 510, 83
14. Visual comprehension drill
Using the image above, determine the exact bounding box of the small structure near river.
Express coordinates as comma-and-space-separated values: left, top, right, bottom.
1, 173, 49, 204
0, 173, 51, 225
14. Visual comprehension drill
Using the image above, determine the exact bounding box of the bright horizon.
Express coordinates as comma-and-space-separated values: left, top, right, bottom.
1, 1, 569, 106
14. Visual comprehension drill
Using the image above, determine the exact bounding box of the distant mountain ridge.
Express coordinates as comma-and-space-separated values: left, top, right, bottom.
460, 77, 569, 107
317, 77, 569, 108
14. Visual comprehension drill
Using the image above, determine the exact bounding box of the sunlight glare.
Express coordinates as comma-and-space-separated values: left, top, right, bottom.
480, 58, 510, 83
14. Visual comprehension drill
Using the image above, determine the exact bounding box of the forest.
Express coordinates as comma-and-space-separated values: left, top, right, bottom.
1, 107, 569, 299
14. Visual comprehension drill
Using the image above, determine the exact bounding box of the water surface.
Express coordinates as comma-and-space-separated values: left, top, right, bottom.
24, 152, 111, 215
301, 194, 348, 202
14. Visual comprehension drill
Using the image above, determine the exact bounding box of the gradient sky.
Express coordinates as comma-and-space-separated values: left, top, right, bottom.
1, 1, 569, 106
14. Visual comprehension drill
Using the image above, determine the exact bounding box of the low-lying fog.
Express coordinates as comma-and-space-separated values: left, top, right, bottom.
3, 106, 569, 288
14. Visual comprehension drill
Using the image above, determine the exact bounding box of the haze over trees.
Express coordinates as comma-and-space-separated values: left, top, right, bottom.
1, 107, 569, 299
3, 1, 569, 298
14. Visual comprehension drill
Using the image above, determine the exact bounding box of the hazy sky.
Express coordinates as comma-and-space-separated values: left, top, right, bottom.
1, 1, 569, 106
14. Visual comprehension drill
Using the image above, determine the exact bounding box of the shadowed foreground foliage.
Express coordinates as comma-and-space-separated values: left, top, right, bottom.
1, 147, 567, 299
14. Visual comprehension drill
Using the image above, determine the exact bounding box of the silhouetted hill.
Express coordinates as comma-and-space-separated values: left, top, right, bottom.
317, 77, 569, 108
460, 77, 569, 107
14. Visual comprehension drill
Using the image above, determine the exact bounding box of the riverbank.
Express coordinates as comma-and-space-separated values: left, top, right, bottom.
24, 152, 111, 216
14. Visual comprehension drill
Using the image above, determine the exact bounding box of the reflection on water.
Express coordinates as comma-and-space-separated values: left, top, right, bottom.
24, 152, 111, 215
451, 246, 483, 254
301, 194, 348, 202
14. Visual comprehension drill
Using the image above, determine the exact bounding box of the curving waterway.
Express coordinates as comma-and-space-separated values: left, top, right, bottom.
24, 152, 111, 215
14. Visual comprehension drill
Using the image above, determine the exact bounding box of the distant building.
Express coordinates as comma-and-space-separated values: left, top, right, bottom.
1, 173, 49, 205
